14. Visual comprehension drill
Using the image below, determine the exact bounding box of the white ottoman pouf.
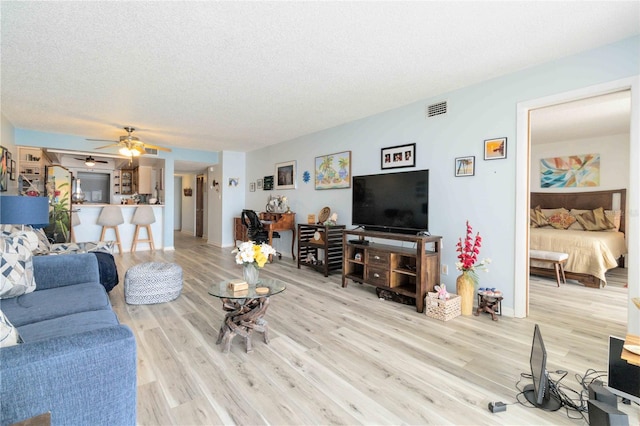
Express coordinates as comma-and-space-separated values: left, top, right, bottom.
125, 262, 183, 304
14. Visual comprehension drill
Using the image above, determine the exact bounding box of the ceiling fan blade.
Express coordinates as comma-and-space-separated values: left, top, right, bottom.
142, 143, 172, 152
95, 143, 120, 150
86, 138, 118, 142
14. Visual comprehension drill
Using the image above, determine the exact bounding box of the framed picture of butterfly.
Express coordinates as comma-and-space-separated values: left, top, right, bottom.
484, 137, 507, 160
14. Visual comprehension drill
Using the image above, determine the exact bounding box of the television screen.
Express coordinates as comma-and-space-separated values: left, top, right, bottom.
352, 169, 428, 234
523, 324, 562, 411
608, 336, 640, 405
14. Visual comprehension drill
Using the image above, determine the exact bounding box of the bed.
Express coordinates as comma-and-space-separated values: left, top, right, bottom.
530, 189, 627, 288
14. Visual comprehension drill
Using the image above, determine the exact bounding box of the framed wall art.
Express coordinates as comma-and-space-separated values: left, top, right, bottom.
455, 156, 475, 177
249, 182, 256, 192
0, 146, 8, 192
381, 143, 415, 170
275, 160, 296, 190
315, 150, 351, 190
484, 137, 507, 160
263, 175, 274, 190
257, 178, 263, 189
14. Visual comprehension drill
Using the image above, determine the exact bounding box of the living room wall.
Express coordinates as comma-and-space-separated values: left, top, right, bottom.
244, 35, 640, 315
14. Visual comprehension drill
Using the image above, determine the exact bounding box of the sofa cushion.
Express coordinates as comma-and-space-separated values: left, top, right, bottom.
0, 283, 110, 327
0, 235, 37, 298
0, 308, 22, 347
17, 309, 119, 342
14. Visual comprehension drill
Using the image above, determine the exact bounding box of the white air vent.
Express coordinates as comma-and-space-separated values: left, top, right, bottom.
426, 101, 447, 118
144, 147, 158, 156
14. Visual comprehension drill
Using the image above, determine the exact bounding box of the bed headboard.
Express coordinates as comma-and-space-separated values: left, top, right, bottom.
530, 189, 626, 234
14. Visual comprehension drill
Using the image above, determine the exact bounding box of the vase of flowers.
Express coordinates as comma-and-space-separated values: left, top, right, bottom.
455, 221, 491, 315
232, 241, 277, 285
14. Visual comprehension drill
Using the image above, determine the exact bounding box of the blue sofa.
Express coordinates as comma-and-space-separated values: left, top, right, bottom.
0, 253, 137, 426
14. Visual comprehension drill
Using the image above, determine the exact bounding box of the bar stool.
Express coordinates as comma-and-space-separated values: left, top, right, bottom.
97, 206, 124, 253
70, 211, 80, 243
131, 205, 155, 252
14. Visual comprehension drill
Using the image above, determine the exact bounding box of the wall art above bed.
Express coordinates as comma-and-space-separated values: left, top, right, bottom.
540, 153, 600, 188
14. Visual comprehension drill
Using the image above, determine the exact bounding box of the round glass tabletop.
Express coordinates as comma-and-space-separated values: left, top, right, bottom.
208, 277, 287, 299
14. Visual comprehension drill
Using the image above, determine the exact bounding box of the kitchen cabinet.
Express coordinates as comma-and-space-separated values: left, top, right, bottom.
136, 166, 152, 194
120, 169, 134, 195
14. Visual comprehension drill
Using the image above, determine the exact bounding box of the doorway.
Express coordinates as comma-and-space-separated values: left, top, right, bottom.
174, 176, 182, 231
196, 175, 204, 238
515, 77, 639, 328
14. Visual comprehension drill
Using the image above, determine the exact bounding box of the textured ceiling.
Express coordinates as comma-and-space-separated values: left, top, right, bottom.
2, 1, 639, 154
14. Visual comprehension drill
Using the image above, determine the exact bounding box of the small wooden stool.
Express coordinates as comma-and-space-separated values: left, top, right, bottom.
131, 206, 155, 252
97, 206, 124, 253
529, 249, 569, 286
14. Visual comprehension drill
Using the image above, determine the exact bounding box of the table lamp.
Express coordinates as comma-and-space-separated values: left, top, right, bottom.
0, 195, 49, 228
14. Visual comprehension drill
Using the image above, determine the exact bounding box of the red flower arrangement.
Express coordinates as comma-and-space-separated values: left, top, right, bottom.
456, 221, 490, 280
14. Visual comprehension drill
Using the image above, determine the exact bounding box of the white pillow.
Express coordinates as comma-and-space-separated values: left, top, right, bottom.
0, 308, 22, 347
9, 231, 39, 251
0, 235, 37, 298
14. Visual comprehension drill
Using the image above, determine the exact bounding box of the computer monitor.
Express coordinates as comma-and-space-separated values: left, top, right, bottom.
523, 324, 562, 411
608, 336, 640, 405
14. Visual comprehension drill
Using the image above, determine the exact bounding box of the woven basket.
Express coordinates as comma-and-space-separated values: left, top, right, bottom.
425, 294, 461, 321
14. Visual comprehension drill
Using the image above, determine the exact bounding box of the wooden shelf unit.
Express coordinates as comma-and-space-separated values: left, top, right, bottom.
342, 229, 442, 313
297, 224, 345, 276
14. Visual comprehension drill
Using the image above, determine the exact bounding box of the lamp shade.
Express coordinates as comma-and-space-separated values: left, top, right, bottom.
0, 195, 49, 226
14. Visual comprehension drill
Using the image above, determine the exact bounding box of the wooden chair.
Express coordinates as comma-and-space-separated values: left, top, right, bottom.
131, 206, 155, 252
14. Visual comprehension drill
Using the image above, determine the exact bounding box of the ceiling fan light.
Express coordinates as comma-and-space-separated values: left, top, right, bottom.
119, 146, 132, 156
84, 156, 96, 167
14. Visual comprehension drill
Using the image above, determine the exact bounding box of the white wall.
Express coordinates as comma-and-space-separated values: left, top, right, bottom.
207, 151, 246, 247
530, 133, 629, 192
245, 35, 640, 315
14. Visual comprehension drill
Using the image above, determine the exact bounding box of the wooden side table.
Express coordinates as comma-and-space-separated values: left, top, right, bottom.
474, 293, 503, 321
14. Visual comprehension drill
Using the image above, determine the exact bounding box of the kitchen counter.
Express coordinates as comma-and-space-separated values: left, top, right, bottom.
71, 204, 164, 252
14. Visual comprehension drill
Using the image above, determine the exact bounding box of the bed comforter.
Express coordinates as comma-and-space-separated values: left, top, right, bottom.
530, 228, 627, 283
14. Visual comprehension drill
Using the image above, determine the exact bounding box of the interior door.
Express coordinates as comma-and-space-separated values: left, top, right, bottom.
196, 175, 204, 238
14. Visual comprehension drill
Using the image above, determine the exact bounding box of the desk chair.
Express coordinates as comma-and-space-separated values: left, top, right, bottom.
241, 209, 282, 260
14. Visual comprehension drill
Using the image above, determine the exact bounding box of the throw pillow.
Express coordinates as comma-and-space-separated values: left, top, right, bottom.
31, 227, 52, 255
0, 235, 37, 298
530, 206, 549, 228
0, 308, 22, 347
604, 210, 622, 232
575, 207, 615, 231
547, 210, 576, 230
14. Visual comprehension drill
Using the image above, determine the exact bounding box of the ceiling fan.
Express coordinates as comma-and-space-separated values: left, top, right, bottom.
74, 156, 108, 167
87, 126, 172, 157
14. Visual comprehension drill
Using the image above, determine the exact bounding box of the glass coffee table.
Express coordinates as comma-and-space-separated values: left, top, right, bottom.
208, 277, 286, 353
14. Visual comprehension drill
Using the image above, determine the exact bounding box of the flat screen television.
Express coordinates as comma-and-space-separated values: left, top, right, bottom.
608, 336, 640, 405
523, 324, 562, 411
352, 169, 428, 235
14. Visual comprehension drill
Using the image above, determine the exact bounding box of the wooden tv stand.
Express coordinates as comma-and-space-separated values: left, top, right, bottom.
342, 229, 442, 313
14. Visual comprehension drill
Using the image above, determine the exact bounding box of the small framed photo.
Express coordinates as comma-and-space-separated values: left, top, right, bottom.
249, 182, 256, 192
257, 178, 263, 189
455, 156, 475, 177
263, 175, 274, 190
484, 137, 507, 160
275, 160, 296, 190
381, 143, 415, 169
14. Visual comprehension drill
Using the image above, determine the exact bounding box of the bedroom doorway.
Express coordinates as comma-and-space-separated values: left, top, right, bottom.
515, 77, 639, 330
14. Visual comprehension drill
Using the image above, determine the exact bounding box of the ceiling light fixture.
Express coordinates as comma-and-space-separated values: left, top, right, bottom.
84, 156, 96, 167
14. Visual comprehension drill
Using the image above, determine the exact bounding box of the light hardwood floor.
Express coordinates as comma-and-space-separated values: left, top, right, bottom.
108, 232, 637, 425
